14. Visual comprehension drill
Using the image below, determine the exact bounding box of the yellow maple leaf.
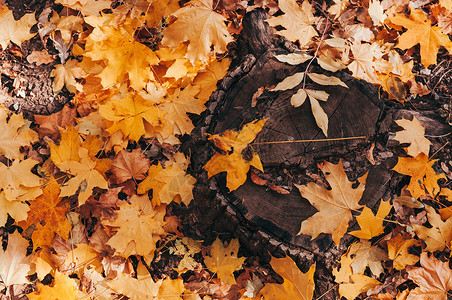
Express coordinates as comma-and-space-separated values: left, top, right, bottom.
349, 200, 392, 239
107, 274, 162, 300
102, 202, 166, 256
389, 9, 452, 67
260, 256, 315, 300
387, 234, 420, 270
50, 59, 85, 94
58, 148, 108, 205
161, 0, 233, 63
138, 162, 196, 207
392, 154, 446, 199
393, 117, 431, 157
0, 6, 36, 49
338, 273, 380, 300
0, 107, 38, 160
203, 119, 267, 191
349, 240, 388, 276
193, 58, 230, 102
0, 158, 42, 201
204, 238, 245, 285
413, 205, 452, 253
27, 271, 78, 300
49, 126, 81, 166
60, 244, 102, 276
145, 0, 180, 27
83, 26, 159, 90
0, 231, 31, 288
99, 92, 164, 141
266, 0, 318, 47
0, 191, 29, 226
296, 160, 367, 244
18, 178, 71, 250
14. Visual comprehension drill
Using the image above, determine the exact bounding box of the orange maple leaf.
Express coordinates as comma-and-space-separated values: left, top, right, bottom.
349, 200, 392, 240
110, 149, 150, 184
392, 154, 446, 199
203, 119, 267, 191
18, 179, 71, 250
296, 160, 367, 244
27, 271, 78, 300
393, 117, 431, 157
413, 205, 452, 253
161, 0, 233, 62
389, 9, 452, 67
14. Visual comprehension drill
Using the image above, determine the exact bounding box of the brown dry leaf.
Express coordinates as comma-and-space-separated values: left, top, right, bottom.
413, 205, 452, 253
161, 0, 233, 62
392, 154, 446, 199
110, 149, 150, 184
27, 271, 78, 300
0, 231, 31, 288
203, 119, 267, 191
51, 59, 85, 94
26, 50, 54, 65
18, 178, 71, 250
409, 79, 431, 97
296, 160, 367, 244
204, 238, 245, 285
349, 200, 392, 239
0, 6, 36, 49
387, 234, 420, 270
406, 252, 452, 300
102, 202, 166, 257
260, 256, 315, 300
393, 117, 431, 157
389, 9, 452, 67
266, 0, 318, 48
34, 105, 77, 140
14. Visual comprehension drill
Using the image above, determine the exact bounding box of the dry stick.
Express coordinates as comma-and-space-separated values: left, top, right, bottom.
252, 135, 367, 145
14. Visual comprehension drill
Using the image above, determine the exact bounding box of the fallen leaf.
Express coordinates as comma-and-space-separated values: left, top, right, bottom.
392, 154, 446, 199
349, 200, 392, 239
27, 271, 78, 300
389, 9, 452, 67
26, 50, 54, 65
349, 240, 388, 276
0, 7, 36, 49
413, 205, 452, 253
387, 234, 420, 270
0, 231, 31, 288
338, 273, 380, 300
393, 117, 431, 157
407, 252, 452, 300
204, 238, 245, 285
296, 160, 367, 244
0, 158, 42, 201
51, 59, 85, 94
110, 149, 150, 184
203, 119, 267, 191
161, 0, 233, 62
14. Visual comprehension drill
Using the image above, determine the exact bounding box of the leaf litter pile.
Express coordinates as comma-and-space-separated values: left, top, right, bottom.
0, 0, 451, 299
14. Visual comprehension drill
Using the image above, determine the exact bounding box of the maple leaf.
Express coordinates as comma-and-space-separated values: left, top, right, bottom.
0, 107, 38, 160
193, 58, 231, 102
0, 191, 28, 226
296, 160, 367, 244
338, 273, 380, 300
110, 149, 150, 184
389, 9, 452, 67
260, 256, 315, 300
0, 6, 36, 49
145, 0, 180, 27
27, 271, 78, 300
107, 274, 162, 300
387, 234, 420, 270
407, 252, 452, 300
51, 59, 85, 94
266, 0, 318, 47
49, 126, 81, 166
349, 240, 388, 276
393, 117, 431, 157
413, 205, 452, 253
83, 26, 159, 90
98, 92, 164, 141
59, 148, 108, 205
0, 158, 42, 201
392, 154, 446, 199
203, 119, 267, 191
204, 238, 245, 284
102, 202, 166, 256
161, 0, 233, 63
349, 200, 392, 239
60, 243, 102, 276
347, 43, 391, 84
159, 85, 204, 136
0, 231, 31, 289
18, 178, 71, 250
138, 162, 196, 207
